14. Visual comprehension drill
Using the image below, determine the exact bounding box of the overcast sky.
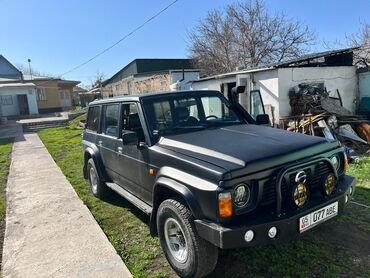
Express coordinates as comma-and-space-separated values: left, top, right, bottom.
1, 0, 369, 86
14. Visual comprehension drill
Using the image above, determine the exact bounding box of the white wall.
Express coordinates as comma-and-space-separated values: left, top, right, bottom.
278, 67, 357, 116
191, 76, 236, 91
0, 87, 38, 116
251, 69, 279, 124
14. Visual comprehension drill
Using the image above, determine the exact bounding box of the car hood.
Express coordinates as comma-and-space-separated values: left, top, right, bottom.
157, 124, 339, 177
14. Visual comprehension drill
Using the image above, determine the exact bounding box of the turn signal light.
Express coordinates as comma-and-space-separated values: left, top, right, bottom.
343, 155, 349, 173
218, 192, 233, 217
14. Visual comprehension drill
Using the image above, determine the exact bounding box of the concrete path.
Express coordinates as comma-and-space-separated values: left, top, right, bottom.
2, 133, 132, 278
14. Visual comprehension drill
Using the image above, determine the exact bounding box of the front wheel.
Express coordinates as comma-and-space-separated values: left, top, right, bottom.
157, 199, 218, 278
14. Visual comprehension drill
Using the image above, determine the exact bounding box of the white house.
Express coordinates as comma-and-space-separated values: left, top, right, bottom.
0, 83, 38, 117
191, 48, 358, 126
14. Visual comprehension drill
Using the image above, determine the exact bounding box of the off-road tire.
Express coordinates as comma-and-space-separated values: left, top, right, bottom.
157, 199, 218, 278
87, 158, 109, 199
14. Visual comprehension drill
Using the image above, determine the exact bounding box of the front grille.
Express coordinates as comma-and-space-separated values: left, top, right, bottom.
261, 162, 331, 207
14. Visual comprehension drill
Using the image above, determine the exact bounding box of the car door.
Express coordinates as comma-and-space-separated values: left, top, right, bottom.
99, 103, 121, 180
249, 89, 266, 121
115, 102, 151, 204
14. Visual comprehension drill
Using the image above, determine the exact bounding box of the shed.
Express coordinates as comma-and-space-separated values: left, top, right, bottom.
0, 83, 38, 117
191, 48, 358, 125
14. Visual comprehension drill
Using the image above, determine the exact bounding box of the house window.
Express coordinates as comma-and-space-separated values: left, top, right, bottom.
36, 88, 47, 101
0, 95, 13, 105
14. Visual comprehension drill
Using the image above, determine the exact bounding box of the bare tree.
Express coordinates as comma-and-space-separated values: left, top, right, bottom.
188, 0, 315, 76
346, 21, 370, 67
15, 63, 58, 78
90, 71, 106, 89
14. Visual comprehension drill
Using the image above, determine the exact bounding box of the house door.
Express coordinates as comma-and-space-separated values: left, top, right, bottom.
17, 95, 29, 115
60, 91, 72, 108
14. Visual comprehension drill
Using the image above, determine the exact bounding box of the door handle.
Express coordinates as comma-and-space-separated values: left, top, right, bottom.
98, 140, 102, 146
117, 147, 123, 154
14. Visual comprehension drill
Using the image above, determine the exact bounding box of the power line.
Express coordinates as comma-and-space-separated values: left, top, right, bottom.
35, 0, 179, 86
60, 0, 179, 78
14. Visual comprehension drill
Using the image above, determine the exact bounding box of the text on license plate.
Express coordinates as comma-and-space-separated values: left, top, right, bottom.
299, 201, 338, 233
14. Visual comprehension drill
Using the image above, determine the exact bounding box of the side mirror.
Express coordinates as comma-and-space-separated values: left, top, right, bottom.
256, 114, 270, 125
122, 131, 138, 145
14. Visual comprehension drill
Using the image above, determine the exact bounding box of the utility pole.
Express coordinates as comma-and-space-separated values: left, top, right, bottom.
28, 59, 32, 80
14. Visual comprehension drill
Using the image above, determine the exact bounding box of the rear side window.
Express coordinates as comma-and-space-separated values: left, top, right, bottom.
86, 106, 100, 132
102, 104, 120, 137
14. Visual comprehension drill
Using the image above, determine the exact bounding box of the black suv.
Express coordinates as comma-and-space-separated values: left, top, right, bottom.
82, 90, 355, 277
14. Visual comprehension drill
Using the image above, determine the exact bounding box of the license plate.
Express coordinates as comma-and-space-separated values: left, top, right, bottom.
299, 201, 338, 233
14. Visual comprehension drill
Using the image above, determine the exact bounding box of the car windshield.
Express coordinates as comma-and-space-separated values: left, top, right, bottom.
142, 93, 243, 137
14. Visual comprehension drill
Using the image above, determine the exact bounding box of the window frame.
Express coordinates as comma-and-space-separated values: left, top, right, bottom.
0, 95, 13, 105
36, 88, 47, 101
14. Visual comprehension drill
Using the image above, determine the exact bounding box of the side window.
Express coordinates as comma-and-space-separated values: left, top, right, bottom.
122, 103, 145, 141
102, 104, 119, 137
86, 106, 100, 132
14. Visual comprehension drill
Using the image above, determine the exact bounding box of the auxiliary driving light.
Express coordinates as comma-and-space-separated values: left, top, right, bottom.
292, 183, 309, 207
321, 173, 336, 196
268, 227, 277, 239
244, 230, 254, 242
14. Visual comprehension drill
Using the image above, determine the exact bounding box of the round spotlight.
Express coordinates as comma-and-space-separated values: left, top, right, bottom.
233, 183, 251, 208
322, 173, 336, 196
292, 183, 309, 207
268, 227, 277, 238
244, 230, 254, 242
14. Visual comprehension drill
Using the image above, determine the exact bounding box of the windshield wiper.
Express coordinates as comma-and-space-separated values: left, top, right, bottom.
172, 125, 206, 130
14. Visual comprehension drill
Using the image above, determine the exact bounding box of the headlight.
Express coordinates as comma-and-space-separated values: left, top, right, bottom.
330, 155, 340, 172
233, 183, 251, 208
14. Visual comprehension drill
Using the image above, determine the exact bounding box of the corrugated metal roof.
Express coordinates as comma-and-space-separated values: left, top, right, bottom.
193, 47, 358, 83
102, 58, 196, 86
0, 82, 36, 88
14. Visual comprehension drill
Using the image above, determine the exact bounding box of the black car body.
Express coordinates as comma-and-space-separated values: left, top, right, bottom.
82, 90, 355, 277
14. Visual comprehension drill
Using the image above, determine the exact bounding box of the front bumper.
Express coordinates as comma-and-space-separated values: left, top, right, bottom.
194, 175, 355, 249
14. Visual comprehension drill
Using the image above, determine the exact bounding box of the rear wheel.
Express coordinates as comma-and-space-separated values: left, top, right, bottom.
157, 199, 218, 278
87, 158, 109, 198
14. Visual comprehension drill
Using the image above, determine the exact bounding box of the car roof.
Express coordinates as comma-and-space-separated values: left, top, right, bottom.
89, 90, 222, 105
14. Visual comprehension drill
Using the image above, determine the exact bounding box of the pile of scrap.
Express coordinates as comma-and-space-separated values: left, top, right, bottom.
284, 83, 370, 158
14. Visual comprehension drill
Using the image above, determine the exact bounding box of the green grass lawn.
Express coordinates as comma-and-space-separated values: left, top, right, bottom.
39, 118, 370, 277
0, 137, 14, 270
347, 156, 370, 205
0, 138, 13, 222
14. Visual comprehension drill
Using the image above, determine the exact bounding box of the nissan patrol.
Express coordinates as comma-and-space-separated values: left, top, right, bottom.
82, 89, 355, 277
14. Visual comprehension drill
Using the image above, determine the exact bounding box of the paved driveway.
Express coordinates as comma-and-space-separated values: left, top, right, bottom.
2, 133, 132, 278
